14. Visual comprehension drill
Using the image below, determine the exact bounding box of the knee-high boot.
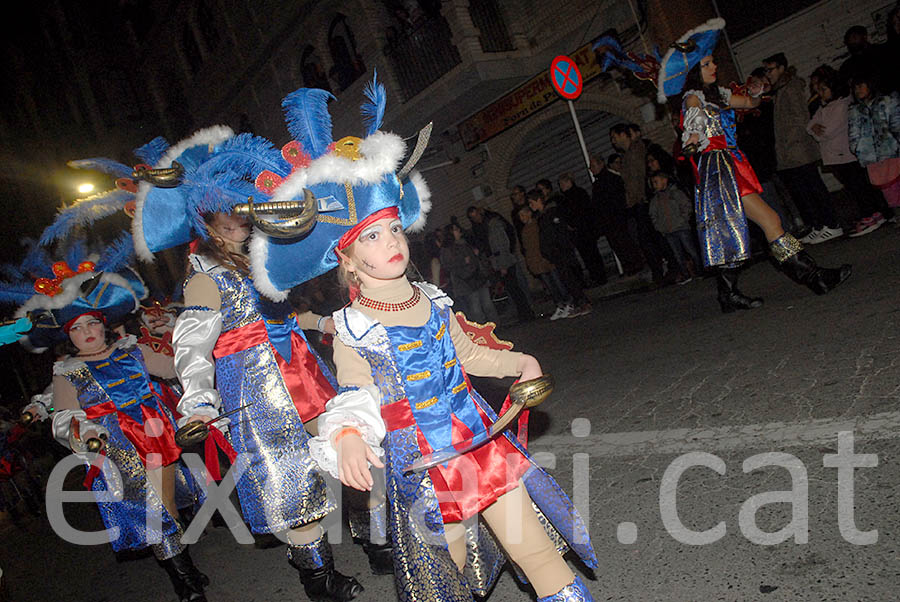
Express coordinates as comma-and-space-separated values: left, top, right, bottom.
769, 233, 851, 295
536, 575, 594, 601
158, 548, 209, 602
287, 532, 364, 602
348, 501, 393, 575
716, 267, 763, 313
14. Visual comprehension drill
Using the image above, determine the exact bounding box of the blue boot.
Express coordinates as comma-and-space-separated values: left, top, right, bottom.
537, 575, 593, 602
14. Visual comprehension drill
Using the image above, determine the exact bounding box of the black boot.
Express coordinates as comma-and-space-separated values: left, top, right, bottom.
287, 535, 363, 602
159, 548, 209, 602
348, 501, 393, 575
770, 233, 851, 295
716, 267, 763, 313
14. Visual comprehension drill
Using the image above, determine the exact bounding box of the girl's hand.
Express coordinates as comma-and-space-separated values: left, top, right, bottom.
336, 432, 384, 491
321, 317, 336, 335
186, 414, 213, 424
516, 354, 543, 383
810, 124, 826, 137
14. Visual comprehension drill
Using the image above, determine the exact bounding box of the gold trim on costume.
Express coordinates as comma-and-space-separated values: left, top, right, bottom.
770, 233, 803, 263
451, 382, 467, 394
398, 340, 423, 352
443, 359, 457, 369
434, 323, 445, 340
316, 182, 358, 225
406, 370, 431, 382
415, 397, 438, 410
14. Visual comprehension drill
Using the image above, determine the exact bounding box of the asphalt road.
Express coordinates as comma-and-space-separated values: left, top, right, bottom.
2, 226, 899, 601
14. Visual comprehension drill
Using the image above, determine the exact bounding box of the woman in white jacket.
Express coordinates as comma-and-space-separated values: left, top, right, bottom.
807, 65, 893, 236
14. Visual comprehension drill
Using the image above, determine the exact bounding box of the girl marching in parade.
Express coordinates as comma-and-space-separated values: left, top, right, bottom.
660, 19, 851, 312
5, 241, 208, 601
246, 75, 597, 601
133, 127, 364, 601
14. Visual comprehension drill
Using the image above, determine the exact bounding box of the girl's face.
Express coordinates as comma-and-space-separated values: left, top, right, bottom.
68, 314, 106, 354
209, 213, 251, 244
816, 81, 833, 102
854, 82, 871, 101
700, 56, 717, 84
342, 216, 409, 288
647, 156, 660, 172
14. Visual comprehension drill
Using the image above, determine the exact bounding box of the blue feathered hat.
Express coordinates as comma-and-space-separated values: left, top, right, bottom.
248, 73, 432, 301
656, 18, 725, 103
3, 236, 147, 352
132, 126, 239, 260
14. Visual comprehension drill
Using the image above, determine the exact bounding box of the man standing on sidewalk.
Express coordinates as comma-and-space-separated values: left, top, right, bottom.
764, 52, 844, 244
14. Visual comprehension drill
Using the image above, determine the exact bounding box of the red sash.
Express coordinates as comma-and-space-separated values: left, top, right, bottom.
213, 319, 333, 422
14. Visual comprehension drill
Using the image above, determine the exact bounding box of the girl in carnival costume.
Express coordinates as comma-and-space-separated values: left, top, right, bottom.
246, 75, 597, 601
2, 234, 208, 601
658, 19, 851, 312
132, 127, 364, 600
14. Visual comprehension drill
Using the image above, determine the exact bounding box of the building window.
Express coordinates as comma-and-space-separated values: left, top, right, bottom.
468, 0, 514, 53
382, 2, 461, 101
301, 46, 332, 92
328, 14, 366, 92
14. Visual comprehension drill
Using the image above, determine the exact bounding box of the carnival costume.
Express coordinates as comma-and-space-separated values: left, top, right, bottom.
245, 76, 596, 601
132, 127, 363, 600
656, 19, 851, 311
1, 232, 209, 601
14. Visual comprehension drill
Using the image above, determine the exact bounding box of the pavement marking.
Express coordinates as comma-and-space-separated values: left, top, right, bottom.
531, 411, 900, 457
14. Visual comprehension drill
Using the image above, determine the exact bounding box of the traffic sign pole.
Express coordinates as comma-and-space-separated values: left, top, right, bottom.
567, 99, 594, 184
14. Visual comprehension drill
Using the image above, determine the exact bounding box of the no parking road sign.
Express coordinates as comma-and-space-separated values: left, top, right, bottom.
550, 55, 582, 100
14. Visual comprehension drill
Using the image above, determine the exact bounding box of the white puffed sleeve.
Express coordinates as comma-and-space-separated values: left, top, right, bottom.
51, 409, 110, 458
23, 386, 52, 422
681, 105, 711, 152
307, 385, 386, 479
172, 308, 224, 427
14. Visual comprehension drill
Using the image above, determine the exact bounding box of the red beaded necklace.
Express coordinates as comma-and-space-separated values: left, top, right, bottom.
356, 286, 420, 312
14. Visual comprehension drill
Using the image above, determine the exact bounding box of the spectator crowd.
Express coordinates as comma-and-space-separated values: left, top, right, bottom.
418, 10, 900, 324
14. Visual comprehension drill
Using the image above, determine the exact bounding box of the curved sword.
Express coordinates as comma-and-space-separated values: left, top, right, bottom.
402, 374, 553, 474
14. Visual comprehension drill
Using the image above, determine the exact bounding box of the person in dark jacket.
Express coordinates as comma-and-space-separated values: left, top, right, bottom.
557, 173, 606, 286
527, 189, 591, 317
589, 155, 644, 275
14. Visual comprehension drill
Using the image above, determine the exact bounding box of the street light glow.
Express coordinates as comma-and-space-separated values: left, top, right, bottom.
77, 183, 95, 194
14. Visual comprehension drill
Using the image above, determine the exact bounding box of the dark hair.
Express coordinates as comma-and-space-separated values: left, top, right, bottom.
750, 67, 766, 79
535, 178, 552, 191
626, 123, 641, 135
682, 60, 725, 107
610, 123, 629, 136
526, 188, 543, 202
889, 8, 900, 44
844, 25, 868, 44
607, 152, 621, 164
466, 205, 479, 216
61, 325, 120, 357
850, 68, 880, 96
810, 64, 848, 99
649, 170, 668, 180
762, 52, 788, 68
512, 184, 526, 194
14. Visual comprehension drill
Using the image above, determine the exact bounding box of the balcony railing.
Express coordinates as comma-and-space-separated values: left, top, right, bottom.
468, 0, 515, 53
384, 16, 461, 101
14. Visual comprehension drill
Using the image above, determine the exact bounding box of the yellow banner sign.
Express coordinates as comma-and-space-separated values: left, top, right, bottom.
458, 42, 603, 150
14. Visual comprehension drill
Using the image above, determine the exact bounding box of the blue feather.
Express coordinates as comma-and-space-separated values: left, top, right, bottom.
67, 157, 133, 178
282, 88, 335, 159
65, 240, 86, 268
0, 263, 23, 281
96, 234, 134, 273
361, 70, 386, 136
133, 137, 169, 165
0, 317, 31, 344
19, 240, 52, 278
40, 189, 133, 245
0, 285, 35, 307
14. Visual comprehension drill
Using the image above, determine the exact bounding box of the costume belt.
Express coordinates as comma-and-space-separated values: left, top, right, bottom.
82, 398, 181, 488
706, 135, 744, 161
213, 317, 333, 422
